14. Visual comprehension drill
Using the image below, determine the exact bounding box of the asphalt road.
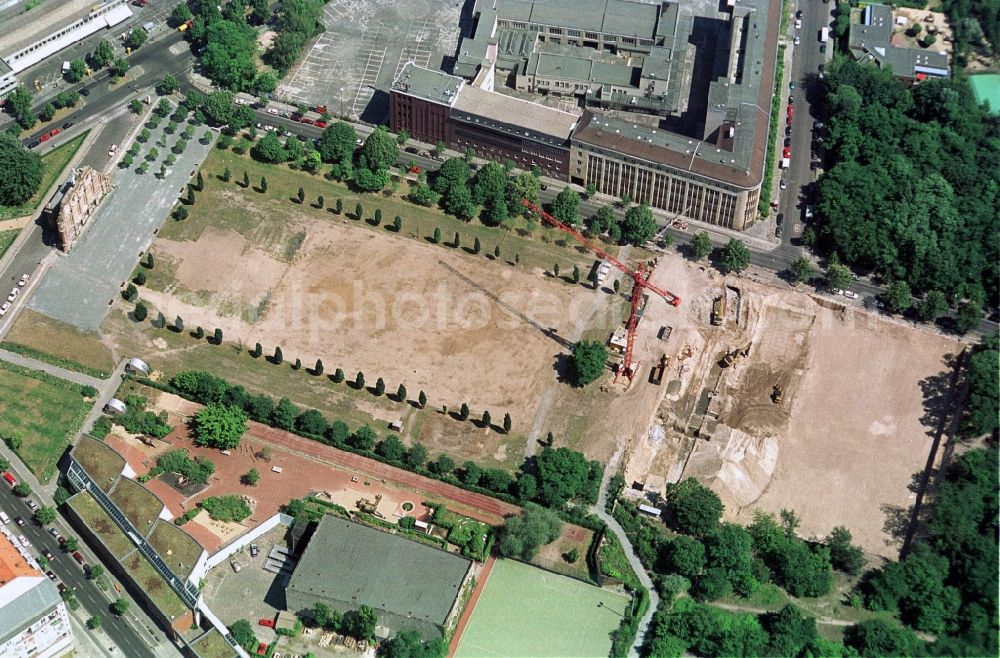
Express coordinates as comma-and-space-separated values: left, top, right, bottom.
0, 486, 158, 658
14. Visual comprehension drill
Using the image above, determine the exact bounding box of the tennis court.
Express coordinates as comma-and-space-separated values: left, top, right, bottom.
454, 558, 629, 658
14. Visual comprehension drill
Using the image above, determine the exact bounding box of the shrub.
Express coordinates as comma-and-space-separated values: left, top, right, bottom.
199, 495, 251, 522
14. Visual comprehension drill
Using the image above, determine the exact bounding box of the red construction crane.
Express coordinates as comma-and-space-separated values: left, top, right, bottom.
520, 199, 680, 381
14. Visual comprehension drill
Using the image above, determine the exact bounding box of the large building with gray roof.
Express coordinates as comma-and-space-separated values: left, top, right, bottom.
390, 0, 782, 230
285, 516, 473, 641
848, 4, 949, 83
0, 529, 73, 658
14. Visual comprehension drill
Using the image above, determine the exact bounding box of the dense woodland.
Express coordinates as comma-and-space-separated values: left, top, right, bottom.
940, 0, 1000, 62
619, 445, 998, 658
814, 58, 1000, 311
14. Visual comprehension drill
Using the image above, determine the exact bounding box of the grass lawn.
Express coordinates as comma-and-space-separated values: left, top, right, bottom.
3, 309, 116, 378
148, 520, 204, 579
186, 148, 617, 276
0, 360, 91, 482
68, 492, 135, 559
0, 229, 17, 260
455, 558, 628, 658
0, 131, 89, 220
109, 477, 165, 533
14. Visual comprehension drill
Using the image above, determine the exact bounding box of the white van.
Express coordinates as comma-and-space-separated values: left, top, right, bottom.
0, 511, 10, 525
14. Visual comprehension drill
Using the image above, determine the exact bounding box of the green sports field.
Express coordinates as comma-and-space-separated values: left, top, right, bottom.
970, 74, 1000, 116
455, 559, 629, 658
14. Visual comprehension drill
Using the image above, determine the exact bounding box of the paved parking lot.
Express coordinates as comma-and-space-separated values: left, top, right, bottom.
275, 0, 462, 122
202, 526, 291, 642
28, 111, 214, 331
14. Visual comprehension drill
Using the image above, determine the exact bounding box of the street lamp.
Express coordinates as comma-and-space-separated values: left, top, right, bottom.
339, 87, 344, 117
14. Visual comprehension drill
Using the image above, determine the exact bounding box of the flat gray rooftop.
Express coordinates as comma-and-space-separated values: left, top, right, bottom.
0, 0, 98, 57
452, 85, 580, 140
488, 0, 661, 38
392, 63, 462, 106
287, 518, 470, 627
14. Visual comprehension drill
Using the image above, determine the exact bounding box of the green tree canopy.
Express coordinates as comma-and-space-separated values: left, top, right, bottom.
720, 239, 751, 274
433, 157, 471, 195
251, 131, 286, 163
201, 20, 258, 91
690, 231, 713, 260
202, 90, 235, 126
0, 132, 43, 206
471, 162, 508, 205
358, 127, 398, 172
665, 478, 724, 536
621, 202, 656, 245
551, 187, 581, 225
535, 446, 590, 508
317, 122, 358, 164
497, 504, 563, 560
571, 339, 607, 386
193, 404, 248, 449
229, 619, 258, 652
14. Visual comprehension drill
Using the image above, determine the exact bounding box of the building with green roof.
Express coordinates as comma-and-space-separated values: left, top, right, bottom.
285, 517, 473, 641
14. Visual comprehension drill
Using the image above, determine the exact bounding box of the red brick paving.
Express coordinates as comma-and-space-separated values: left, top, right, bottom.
447, 554, 497, 658
165, 397, 522, 525
101, 394, 523, 554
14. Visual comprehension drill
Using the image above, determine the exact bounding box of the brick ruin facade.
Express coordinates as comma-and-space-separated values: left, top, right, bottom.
52, 167, 111, 251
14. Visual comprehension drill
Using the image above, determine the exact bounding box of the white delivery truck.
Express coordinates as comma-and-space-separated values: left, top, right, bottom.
819, 27, 830, 43
780, 157, 791, 169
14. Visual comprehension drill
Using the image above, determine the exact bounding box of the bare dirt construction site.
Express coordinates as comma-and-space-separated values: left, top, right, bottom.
139, 190, 611, 465
620, 261, 964, 558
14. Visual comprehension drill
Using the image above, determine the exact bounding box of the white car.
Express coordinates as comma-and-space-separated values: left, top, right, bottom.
266, 107, 278, 115
355, 138, 364, 146
108, 144, 117, 157
0, 302, 10, 316
779, 179, 787, 190
842, 290, 859, 299
265, 125, 276, 132
7, 288, 18, 302
17, 273, 28, 287
794, 18, 802, 29
829, 288, 842, 296
235, 98, 247, 105
793, 36, 800, 45
18, 535, 29, 548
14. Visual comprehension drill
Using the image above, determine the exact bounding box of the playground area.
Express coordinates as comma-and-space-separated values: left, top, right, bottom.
454, 558, 628, 658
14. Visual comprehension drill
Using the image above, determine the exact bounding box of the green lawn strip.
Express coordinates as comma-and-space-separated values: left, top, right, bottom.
0, 341, 112, 379
190, 629, 236, 658
184, 148, 615, 276
107, 310, 440, 441
2, 308, 116, 376
0, 359, 90, 482
759, 44, 786, 218
0, 131, 89, 221
455, 558, 627, 658
0, 229, 17, 260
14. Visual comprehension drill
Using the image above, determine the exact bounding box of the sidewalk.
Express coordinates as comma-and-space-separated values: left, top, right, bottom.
592, 447, 659, 658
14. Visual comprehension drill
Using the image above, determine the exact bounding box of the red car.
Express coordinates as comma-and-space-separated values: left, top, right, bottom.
314, 121, 327, 128
48, 128, 60, 137
39, 134, 51, 142
258, 618, 275, 628
314, 105, 327, 114
256, 643, 268, 656
72, 551, 85, 565
409, 165, 421, 174
299, 117, 315, 125
3, 472, 15, 487
782, 147, 791, 158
